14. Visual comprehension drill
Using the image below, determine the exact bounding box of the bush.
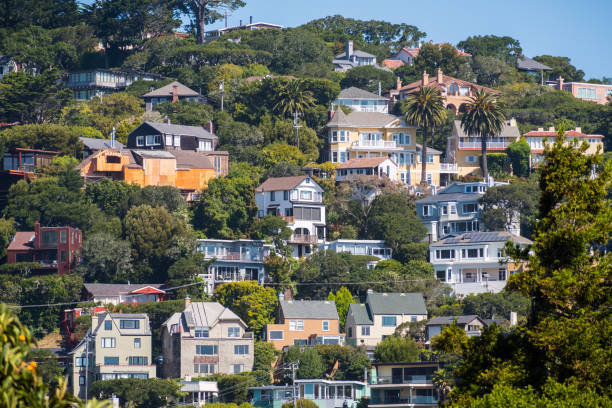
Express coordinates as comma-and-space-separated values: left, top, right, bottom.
483, 153, 510, 177
507, 138, 531, 177
282, 400, 319, 408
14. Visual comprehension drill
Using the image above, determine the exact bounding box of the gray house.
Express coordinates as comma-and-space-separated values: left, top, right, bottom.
426, 315, 487, 340
142, 81, 205, 112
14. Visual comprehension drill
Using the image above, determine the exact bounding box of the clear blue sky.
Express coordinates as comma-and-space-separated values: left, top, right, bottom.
203, 0, 610, 80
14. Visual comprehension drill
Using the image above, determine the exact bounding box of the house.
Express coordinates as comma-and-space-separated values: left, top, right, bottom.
368, 362, 442, 408
0, 147, 59, 205
142, 81, 205, 112
205, 17, 282, 42
391, 69, 497, 114
429, 231, 532, 295
523, 126, 604, 167
179, 379, 218, 406
82, 283, 168, 305
255, 175, 326, 258
516, 57, 552, 85
326, 109, 456, 188
68, 313, 155, 399
334, 41, 385, 72
333, 87, 389, 113
250, 379, 369, 408
0, 55, 19, 79
345, 292, 428, 348
322, 240, 392, 268
6, 222, 82, 275
415, 180, 514, 242
546, 76, 612, 105
425, 315, 487, 340
445, 118, 521, 177
336, 157, 399, 182
161, 298, 254, 378
196, 239, 272, 293
264, 300, 344, 350
66, 69, 163, 100
80, 137, 124, 159
382, 42, 471, 68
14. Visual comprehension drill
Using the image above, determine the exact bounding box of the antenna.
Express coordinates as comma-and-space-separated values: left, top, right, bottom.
111, 127, 116, 148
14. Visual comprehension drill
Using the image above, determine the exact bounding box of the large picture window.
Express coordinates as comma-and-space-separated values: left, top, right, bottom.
294, 207, 321, 221
382, 316, 397, 327
196, 345, 218, 355
120, 320, 140, 329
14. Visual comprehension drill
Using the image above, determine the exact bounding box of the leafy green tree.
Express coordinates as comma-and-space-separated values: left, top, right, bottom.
457, 35, 522, 65
373, 336, 420, 363
532, 55, 585, 82
263, 254, 293, 288
340, 65, 397, 94
470, 55, 518, 87
90, 378, 182, 408
327, 287, 356, 330
460, 89, 506, 180
167, 254, 208, 299
315, 344, 371, 381
85, 179, 140, 217
479, 180, 539, 237
283, 400, 318, 408
261, 143, 308, 169
283, 346, 325, 379
27, 348, 65, 392
0, 217, 15, 261
506, 138, 531, 177
0, 124, 83, 157
403, 86, 447, 185
77, 233, 134, 283
155, 100, 214, 127
273, 80, 316, 117
0, 0, 80, 31
254, 341, 278, 372
174, 0, 245, 44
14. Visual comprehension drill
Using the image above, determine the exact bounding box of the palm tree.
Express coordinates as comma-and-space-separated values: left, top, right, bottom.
404, 86, 447, 186
460, 89, 506, 181
273, 80, 315, 117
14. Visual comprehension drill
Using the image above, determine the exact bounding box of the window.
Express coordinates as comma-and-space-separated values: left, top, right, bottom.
289, 320, 304, 331
382, 316, 397, 327
463, 203, 478, 213
322, 321, 329, 331
577, 87, 597, 99
104, 357, 119, 365
228, 327, 241, 337
196, 345, 218, 355
294, 207, 321, 221
441, 205, 447, 215
128, 356, 148, 366
435, 249, 455, 259
136, 136, 144, 146
426, 173, 433, 185
233, 364, 244, 374
269, 330, 283, 340
41, 231, 57, 246
104, 321, 112, 330
411, 316, 418, 322
102, 338, 116, 348
145, 135, 161, 145
348, 327, 353, 337
332, 152, 338, 162
294, 339, 307, 346
60, 230, 67, 243
284, 190, 289, 200
134, 338, 141, 349
234, 345, 249, 355
436, 270, 446, 282
195, 328, 209, 338
173, 135, 181, 147
462, 248, 481, 258
498, 269, 507, 281
299, 190, 312, 200
270, 191, 276, 201
165, 135, 172, 145
466, 155, 477, 163
120, 320, 140, 329
75, 357, 88, 367
422, 205, 431, 217
330, 131, 338, 143
426, 154, 434, 163
285, 208, 293, 217
339, 151, 347, 163
79, 376, 86, 385
361, 326, 370, 336
339, 130, 346, 142
194, 364, 215, 374
199, 140, 212, 151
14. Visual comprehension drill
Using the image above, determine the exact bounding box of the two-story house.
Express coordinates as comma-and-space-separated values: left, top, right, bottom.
333, 87, 389, 113
345, 292, 427, 348
251, 379, 369, 408
335, 157, 399, 183
429, 231, 532, 295
368, 362, 442, 408
333, 41, 379, 72
69, 313, 155, 399
66, 69, 163, 100
326, 109, 455, 188
142, 81, 205, 112
6, 222, 82, 275
264, 300, 344, 350
322, 240, 392, 269
547, 76, 612, 105
255, 175, 326, 258
446, 119, 521, 177
82, 283, 168, 305
523, 126, 604, 168
416, 180, 515, 242
196, 239, 272, 293
1, 148, 59, 205
425, 315, 487, 340
161, 298, 254, 378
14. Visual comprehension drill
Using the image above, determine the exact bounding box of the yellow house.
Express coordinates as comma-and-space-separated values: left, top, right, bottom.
523, 126, 604, 167
326, 109, 457, 187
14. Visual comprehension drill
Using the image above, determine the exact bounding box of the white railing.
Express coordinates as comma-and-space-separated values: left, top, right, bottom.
459, 141, 510, 149
352, 140, 398, 149
439, 163, 458, 172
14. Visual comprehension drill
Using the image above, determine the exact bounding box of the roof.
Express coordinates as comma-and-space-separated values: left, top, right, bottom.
84, 283, 165, 297
7, 231, 35, 251
181, 381, 219, 393
523, 130, 603, 138
366, 292, 427, 316
142, 81, 201, 98
517, 57, 552, 71
170, 150, 214, 169
280, 300, 339, 320
335, 50, 376, 60
140, 122, 217, 139
80, 137, 124, 151
327, 111, 401, 128
92, 312, 151, 335
452, 120, 520, 139
432, 231, 533, 246
397, 43, 471, 58
337, 157, 392, 169
178, 302, 243, 329
400, 71, 496, 94
338, 87, 387, 100
132, 149, 175, 159
415, 144, 442, 155
415, 192, 482, 204
348, 303, 373, 325
381, 59, 405, 69
255, 175, 307, 192
426, 315, 483, 326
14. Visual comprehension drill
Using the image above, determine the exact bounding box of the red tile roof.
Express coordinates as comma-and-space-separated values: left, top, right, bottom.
399, 72, 497, 94
523, 130, 603, 138
381, 59, 405, 69
399, 43, 471, 58
7, 232, 35, 251
337, 157, 393, 169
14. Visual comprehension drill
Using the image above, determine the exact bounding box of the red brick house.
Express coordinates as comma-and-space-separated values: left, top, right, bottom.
6, 222, 82, 275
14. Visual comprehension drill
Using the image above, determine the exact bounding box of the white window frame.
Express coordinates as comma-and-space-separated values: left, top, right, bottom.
422, 205, 431, 217
228, 327, 241, 338
289, 320, 304, 331
322, 320, 329, 331
269, 330, 284, 340
101, 337, 116, 348
136, 136, 144, 146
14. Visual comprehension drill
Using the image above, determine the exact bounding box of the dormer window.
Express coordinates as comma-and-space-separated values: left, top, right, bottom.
199, 140, 212, 151
305, 177, 311, 184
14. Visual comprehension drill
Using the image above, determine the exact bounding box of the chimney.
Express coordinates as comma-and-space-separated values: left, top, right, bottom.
422, 70, 429, 86
329, 110, 335, 120
548, 126, 555, 132
558, 76, 564, 90
185, 374, 191, 382
163, 115, 170, 124
34, 221, 41, 248
249, 16, 253, 24
510, 311, 517, 326
346, 40, 354, 58
575, 127, 581, 133
184, 296, 191, 309
396, 76, 402, 90
278, 292, 285, 302
206, 121, 214, 134
437, 68, 443, 83
366, 288, 374, 294
538, 127, 544, 132
240, 19, 243, 26
172, 85, 179, 103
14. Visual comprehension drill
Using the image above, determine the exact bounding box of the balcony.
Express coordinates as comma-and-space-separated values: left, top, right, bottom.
439, 163, 458, 173
288, 234, 319, 244
458, 141, 510, 149
369, 396, 438, 406
351, 140, 402, 151
212, 252, 264, 262
371, 376, 432, 386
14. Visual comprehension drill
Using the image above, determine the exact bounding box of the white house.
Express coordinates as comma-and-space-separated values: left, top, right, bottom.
429, 231, 532, 296
255, 175, 326, 258
333, 87, 389, 113
336, 157, 399, 182
322, 240, 392, 268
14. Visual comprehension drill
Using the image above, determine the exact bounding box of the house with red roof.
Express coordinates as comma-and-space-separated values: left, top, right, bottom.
523, 126, 604, 167
381, 42, 471, 69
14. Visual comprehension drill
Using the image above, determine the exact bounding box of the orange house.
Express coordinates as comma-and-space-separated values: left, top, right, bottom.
265, 300, 345, 350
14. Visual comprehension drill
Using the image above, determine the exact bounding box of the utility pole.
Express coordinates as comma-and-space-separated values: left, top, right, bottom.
219, 80, 225, 112
84, 331, 89, 403
290, 362, 298, 408
292, 112, 302, 150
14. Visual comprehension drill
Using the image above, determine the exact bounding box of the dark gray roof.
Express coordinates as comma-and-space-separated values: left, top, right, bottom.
280, 300, 339, 320
426, 315, 483, 326
452, 120, 520, 139
335, 50, 376, 59
142, 122, 217, 140
366, 292, 427, 316
80, 137, 124, 151
338, 87, 387, 100
348, 303, 373, 325
416, 192, 481, 204
517, 57, 552, 71
84, 283, 165, 297
484, 318, 508, 326
432, 231, 532, 246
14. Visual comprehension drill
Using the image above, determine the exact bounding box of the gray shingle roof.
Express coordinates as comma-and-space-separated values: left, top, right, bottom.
280, 300, 339, 320
517, 57, 552, 71
84, 283, 165, 297
426, 315, 483, 326
335, 50, 376, 59
415, 192, 481, 204
142, 81, 201, 98
80, 137, 125, 151
348, 303, 373, 325
366, 292, 427, 316
169, 302, 243, 331
142, 122, 217, 140
452, 120, 520, 139
432, 231, 532, 246
326, 111, 401, 128
338, 87, 387, 100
